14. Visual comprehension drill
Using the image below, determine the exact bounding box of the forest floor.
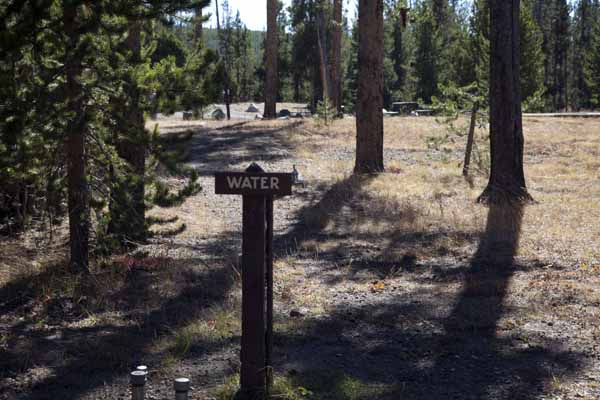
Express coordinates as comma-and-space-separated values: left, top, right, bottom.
1, 113, 600, 400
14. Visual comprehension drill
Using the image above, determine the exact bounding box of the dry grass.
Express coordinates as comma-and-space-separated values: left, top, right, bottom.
147, 114, 600, 330
282, 117, 600, 265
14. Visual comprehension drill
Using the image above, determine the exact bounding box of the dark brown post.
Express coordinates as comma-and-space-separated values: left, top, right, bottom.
215, 165, 293, 398
265, 196, 274, 395
241, 164, 267, 396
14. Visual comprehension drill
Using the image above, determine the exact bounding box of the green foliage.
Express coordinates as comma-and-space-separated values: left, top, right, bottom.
585, 16, 600, 108
212, 370, 396, 400
572, 0, 599, 110
413, 3, 440, 104
529, 0, 574, 110
520, 1, 546, 102
181, 46, 220, 115
523, 88, 547, 112
201, 28, 264, 63
289, 0, 321, 107
389, 4, 408, 96
146, 126, 202, 209
0, 1, 214, 257
315, 96, 337, 126
344, 18, 359, 112
430, 83, 490, 176
151, 27, 187, 67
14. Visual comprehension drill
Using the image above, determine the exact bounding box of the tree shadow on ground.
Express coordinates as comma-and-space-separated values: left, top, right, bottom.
0, 231, 245, 399
272, 178, 584, 399
274, 174, 479, 282
185, 121, 304, 176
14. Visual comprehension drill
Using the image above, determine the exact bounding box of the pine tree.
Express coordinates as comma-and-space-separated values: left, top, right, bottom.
520, 0, 545, 105
553, 0, 570, 110
289, 0, 324, 110
414, 3, 439, 104
447, 7, 476, 88
277, 3, 294, 102
432, 0, 449, 28
108, 18, 147, 246
1, 0, 214, 265
331, 0, 343, 112
584, 12, 600, 108
194, 3, 205, 46
316, 0, 333, 102
265, 0, 279, 118
479, 0, 532, 205
63, 1, 93, 272
344, 17, 359, 111
572, 0, 598, 110
355, 0, 385, 174
390, 3, 407, 96
530, 0, 572, 111
0, 3, 63, 233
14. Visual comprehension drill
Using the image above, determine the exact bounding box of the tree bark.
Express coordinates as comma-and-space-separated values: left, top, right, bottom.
317, 3, 333, 102
331, 0, 343, 112
194, 6, 203, 48
265, 0, 278, 119
463, 101, 479, 187
479, 0, 532, 205
355, 0, 384, 174
63, 2, 89, 272
215, 0, 231, 120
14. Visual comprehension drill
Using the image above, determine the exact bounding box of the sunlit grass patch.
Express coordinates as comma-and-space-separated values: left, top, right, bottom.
212, 370, 398, 400
168, 306, 241, 359
289, 370, 398, 400
213, 374, 307, 400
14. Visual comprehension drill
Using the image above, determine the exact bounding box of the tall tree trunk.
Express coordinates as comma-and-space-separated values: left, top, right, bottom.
194, 6, 203, 47
265, 0, 278, 119
293, 72, 301, 103
463, 102, 479, 188
311, 63, 321, 113
317, 3, 333, 102
331, 0, 343, 112
63, 2, 89, 272
215, 0, 231, 120
478, 0, 532, 205
432, 0, 449, 28
354, 0, 384, 174
109, 20, 146, 245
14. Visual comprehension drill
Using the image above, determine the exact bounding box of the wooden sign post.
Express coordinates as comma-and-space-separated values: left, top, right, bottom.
215, 163, 293, 398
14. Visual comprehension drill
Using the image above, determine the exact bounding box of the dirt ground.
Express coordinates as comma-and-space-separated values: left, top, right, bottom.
1, 114, 599, 400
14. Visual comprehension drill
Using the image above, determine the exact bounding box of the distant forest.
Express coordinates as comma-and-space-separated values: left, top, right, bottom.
171, 26, 266, 69
163, 0, 600, 112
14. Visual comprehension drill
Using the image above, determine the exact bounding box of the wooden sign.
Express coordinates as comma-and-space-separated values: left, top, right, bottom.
215, 171, 293, 196
214, 163, 292, 397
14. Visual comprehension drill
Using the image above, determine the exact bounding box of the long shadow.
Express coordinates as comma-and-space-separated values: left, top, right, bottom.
408, 202, 583, 399
271, 187, 584, 399
273, 174, 479, 284
275, 176, 371, 245
0, 231, 247, 399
